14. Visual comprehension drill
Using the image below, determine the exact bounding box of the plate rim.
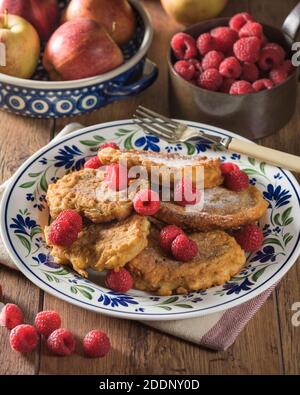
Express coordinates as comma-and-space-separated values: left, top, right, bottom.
1, 119, 300, 321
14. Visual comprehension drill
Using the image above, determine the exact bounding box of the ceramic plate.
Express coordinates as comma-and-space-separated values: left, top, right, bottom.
1, 120, 300, 321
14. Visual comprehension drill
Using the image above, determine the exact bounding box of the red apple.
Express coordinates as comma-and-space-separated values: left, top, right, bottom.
0, 0, 59, 41
43, 18, 124, 81
63, 0, 136, 46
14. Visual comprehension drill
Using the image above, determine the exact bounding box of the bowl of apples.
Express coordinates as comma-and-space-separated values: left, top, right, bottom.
0, 0, 157, 118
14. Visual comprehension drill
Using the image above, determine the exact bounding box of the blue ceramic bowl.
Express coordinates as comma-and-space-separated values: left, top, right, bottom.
0, 0, 157, 118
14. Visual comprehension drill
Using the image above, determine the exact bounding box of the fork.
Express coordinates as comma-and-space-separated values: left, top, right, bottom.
133, 106, 300, 173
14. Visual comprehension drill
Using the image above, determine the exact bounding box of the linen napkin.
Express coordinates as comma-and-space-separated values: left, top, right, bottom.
0, 123, 276, 351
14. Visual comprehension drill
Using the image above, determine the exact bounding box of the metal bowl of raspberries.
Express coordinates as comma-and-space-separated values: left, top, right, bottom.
168, 6, 300, 140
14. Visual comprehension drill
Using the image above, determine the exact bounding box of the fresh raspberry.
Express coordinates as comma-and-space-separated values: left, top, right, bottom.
174, 178, 201, 206
133, 189, 160, 215
258, 47, 282, 71
224, 169, 249, 191
219, 78, 236, 93
10, 324, 39, 353
189, 59, 203, 73
252, 78, 274, 91
99, 142, 119, 150
0, 303, 24, 329
219, 57, 242, 79
241, 62, 259, 82
220, 162, 240, 175
171, 32, 198, 60
196, 32, 218, 56
230, 80, 255, 95
263, 43, 286, 62
269, 67, 288, 85
159, 225, 184, 252
233, 37, 261, 63
48, 210, 83, 247
198, 68, 223, 91
84, 156, 102, 169
46, 328, 76, 356
211, 27, 238, 53
202, 50, 225, 71
234, 224, 264, 252
239, 22, 263, 39
83, 330, 111, 358
229, 12, 254, 32
174, 60, 196, 81
105, 268, 133, 293
104, 163, 128, 191
261, 34, 268, 47
34, 310, 61, 338
171, 234, 198, 262
282, 59, 294, 75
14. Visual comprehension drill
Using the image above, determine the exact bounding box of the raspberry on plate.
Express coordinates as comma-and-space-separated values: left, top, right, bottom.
229, 12, 254, 32
35, 310, 61, 338
55, 209, 83, 233
219, 57, 242, 79
174, 178, 201, 206
0, 303, 24, 329
133, 189, 160, 215
171, 234, 198, 262
224, 169, 249, 191
83, 330, 111, 358
196, 32, 218, 56
211, 27, 238, 53
174, 60, 196, 81
201, 50, 225, 71
84, 156, 102, 169
220, 162, 240, 176
239, 22, 263, 39
47, 328, 76, 356
230, 80, 255, 95
219, 78, 236, 93
10, 324, 39, 353
234, 223, 264, 252
241, 62, 259, 82
105, 268, 133, 292
48, 209, 83, 247
104, 163, 128, 191
258, 47, 282, 71
171, 32, 198, 60
99, 142, 119, 150
198, 68, 223, 91
233, 37, 261, 63
252, 78, 274, 92
269, 67, 288, 85
159, 225, 184, 252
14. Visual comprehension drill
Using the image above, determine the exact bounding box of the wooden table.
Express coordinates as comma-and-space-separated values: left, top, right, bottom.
0, 0, 299, 375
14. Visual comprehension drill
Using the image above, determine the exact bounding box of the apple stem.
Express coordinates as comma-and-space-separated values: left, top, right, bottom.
3, 9, 8, 29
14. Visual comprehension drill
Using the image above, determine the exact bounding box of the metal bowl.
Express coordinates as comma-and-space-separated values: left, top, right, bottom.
0, 0, 158, 118
168, 4, 300, 140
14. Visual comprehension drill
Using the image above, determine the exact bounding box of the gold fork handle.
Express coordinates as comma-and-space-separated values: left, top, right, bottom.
228, 138, 300, 173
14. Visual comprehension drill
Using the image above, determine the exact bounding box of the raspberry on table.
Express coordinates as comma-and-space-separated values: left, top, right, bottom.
48, 209, 83, 247
201, 50, 225, 71
219, 57, 242, 79
241, 62, 259, 82
258, 47, 282, 71
133, 189, 160, 216
219, 78, 236, 93
105, 268, 133, 293
196, 32, 218, 56
233, 37, 261, 63
174, 60, 196, 81
220, 162, 240, 176
10, 324, 39, 353
174, 178, 201, 206
0, 303, 24, 329
239, 22, 263, 39
99, 142, 119, 150
104, 163, 128, 191
211, 27, 238, 53
252, 78, 274, 91
84, 156, 102, 169
198, 68, 223, 91
35, 310, 61, 338
46, 328, 76, 356
263, 43, 286, 63
171, 32, 198, 60
229, 12, 254, 32
224, 169, 249, 191
171, 234, 198, 262
269, 67, 288, 85
230, 80, 255, 95
83, 330, 111, 358
159, 225, 184, 252
234, 224, 264, 252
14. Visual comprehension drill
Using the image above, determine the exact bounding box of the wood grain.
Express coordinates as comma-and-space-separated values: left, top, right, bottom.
0, 0, 299, 375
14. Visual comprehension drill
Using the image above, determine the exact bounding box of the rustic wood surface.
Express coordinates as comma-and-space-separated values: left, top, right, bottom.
0, 0, 299, 375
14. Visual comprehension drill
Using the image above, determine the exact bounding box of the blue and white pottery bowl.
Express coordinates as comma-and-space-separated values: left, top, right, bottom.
0, 0, 157, 118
